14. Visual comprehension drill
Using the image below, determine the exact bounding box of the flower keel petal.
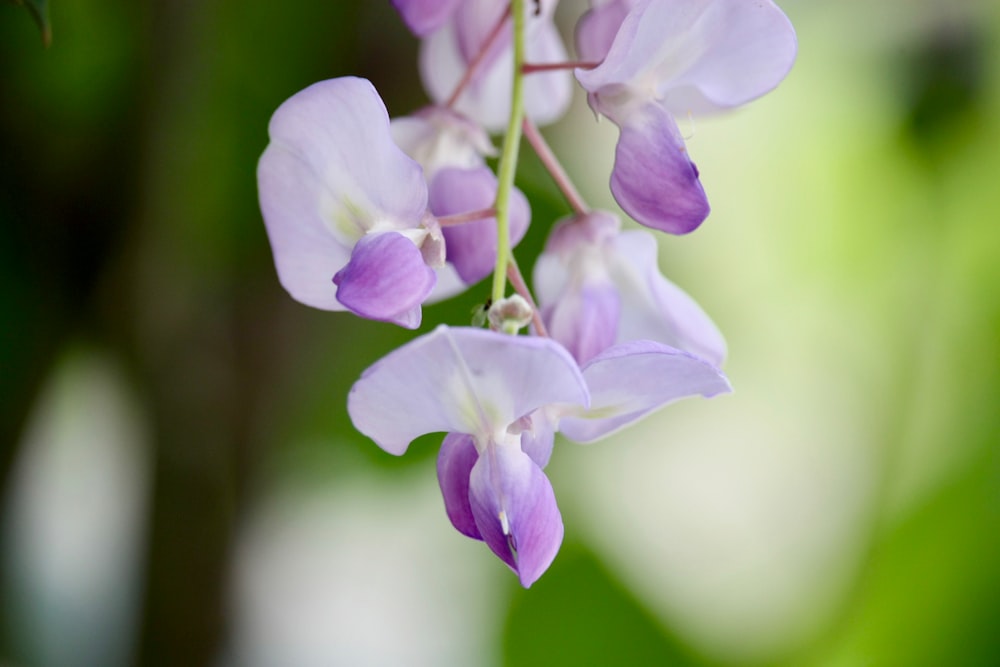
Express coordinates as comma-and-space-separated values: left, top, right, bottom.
469, 445, 563, 587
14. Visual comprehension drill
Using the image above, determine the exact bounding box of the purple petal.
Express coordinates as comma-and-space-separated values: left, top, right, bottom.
431, 167, 530, 285
611, 230, 727, 365
347, 326, 589, 455
559, 340, 731, 443
510, 408, 558, 469
469, 444, 563, 587
575, 0, 634, 63
437, 433, 482, 540
391, 0, 462, 37
258, 77, 428, 309
609, 101, 709, 234
332, 232, 435, 329
543, 283, 621, 365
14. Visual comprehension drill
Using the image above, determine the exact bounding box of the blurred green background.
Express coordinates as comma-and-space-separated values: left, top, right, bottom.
1, 1, 998, 666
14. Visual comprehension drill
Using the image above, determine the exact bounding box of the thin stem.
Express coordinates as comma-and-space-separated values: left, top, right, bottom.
522, 117, 589, 216
522, 60, 600, 74
445, 6, 512, 109
437, 207, 497, 227
491, 0, 526, 304
506, 259, 549, 338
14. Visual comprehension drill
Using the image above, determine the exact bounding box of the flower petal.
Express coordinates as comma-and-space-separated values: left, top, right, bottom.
543, 282, 621, 364
258, 77, 428, 308
576, 0, 797, 115
608, 101, 709, 234
332, 232, 436, 329
431, 167, 530, 285
611, 230, 727, 365
391, 0, 462, 37
559, 340, 731, 443
469, 444, 563, 587
575, 0, 634, 63
437, 433, 482, 540
347, 326, 589, 455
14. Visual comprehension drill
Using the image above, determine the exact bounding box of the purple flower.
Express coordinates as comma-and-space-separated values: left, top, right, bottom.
348, 326, 590, 587
575, 0, 798, 234
534, 210, 727, 366
258, 77, 448, 328
420, 0, 572, 131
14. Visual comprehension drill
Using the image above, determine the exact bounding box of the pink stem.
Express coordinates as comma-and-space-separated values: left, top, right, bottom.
522, 60, 601, 74
445, 6, 512, 109
506, 259, 549, 338
437, 207, 496, 227
522, 117, 589, 216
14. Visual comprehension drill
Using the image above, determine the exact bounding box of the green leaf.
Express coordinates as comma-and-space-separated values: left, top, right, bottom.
11, 0, 51, 47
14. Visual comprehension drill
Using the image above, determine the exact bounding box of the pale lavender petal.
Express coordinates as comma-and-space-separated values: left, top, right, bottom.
390, 107, 495, 182
559, 340, 731, 443
347, 326, 589, 455
609, 101, 709, 234
469, 444, 563, 587
257, 146, 351, 311
437, 433, 482, 540
514, 408, 558, 469
575, 0, 634, 63
653, 0, 797, 114
431, 167, 530, 285
543, 283, 621, 364
610, 230, 726, 365
577, 0, 797, 115
258, 77, 428, 309
332, 232, 435, 329
391, 0, 462, 37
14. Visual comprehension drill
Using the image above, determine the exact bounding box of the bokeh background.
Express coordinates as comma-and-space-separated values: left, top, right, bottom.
2, 0, 999, 665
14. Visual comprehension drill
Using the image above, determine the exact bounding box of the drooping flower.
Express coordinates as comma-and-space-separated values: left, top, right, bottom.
419, 0, 573, 131
347, 326, 590, 587
574, 0, 798, 234
258, 76, 448, 328
534, 210, 726, 366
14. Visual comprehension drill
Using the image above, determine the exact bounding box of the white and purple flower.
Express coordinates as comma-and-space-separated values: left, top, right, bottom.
347, 325, 590, 587
575, 0, 798, 234
258, 76, 445, 328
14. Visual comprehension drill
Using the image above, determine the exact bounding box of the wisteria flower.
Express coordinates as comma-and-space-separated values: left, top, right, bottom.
348, 326, 590, 587
534, 210, 726, 366
420, 0, 573, 131
575, 0, 798, 234
258, 76, 446, 328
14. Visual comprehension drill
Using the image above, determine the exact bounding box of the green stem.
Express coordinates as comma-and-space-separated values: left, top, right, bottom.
491, 0, 527, 305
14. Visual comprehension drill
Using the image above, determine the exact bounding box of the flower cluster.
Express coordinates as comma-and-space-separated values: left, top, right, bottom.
257, 0, 796, 587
